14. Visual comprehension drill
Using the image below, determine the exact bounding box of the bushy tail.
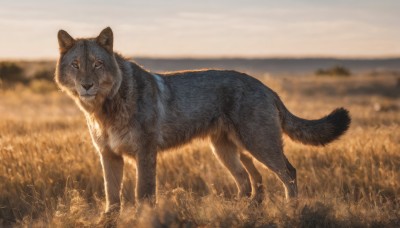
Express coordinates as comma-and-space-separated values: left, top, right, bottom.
274, 95, 351, 146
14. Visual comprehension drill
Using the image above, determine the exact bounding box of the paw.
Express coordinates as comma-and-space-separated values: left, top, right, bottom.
97, 208, 120, 228
251, 185, 266, 204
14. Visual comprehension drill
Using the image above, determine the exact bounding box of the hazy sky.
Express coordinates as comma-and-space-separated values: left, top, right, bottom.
0, 0, 399, 59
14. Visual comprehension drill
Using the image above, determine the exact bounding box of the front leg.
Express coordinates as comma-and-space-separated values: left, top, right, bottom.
100, 147, 124, 213
136, 148, 157, 204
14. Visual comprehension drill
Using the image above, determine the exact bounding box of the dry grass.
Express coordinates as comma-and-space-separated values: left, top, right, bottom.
0, 74, 399, 227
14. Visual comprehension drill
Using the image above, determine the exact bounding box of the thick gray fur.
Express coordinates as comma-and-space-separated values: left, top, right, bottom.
55, 27, 351, 215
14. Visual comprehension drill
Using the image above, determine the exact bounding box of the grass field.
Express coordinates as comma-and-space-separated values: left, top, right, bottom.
0, 72, 399, 227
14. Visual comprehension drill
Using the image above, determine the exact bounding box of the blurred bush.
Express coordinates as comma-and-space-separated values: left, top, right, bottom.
0, 62, 27, 83
30, 68, 57, 93
29, 79, 57, 93
0, 62, 57, 93
368, 70, 400, 77
315, 65, 351, 77
33, 68, 55, 81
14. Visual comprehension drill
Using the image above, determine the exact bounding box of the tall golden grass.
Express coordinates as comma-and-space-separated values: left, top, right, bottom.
0, 73, 399, 227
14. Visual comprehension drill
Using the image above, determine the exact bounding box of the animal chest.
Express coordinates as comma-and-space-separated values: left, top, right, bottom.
88, 119, 139, 157
107, 126, 139, 156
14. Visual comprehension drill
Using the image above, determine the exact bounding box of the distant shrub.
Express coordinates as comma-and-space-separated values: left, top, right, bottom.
29, 69, 56, 93
368, 70, 400, 77
29, 79, 57, 93
33, 68, 55, 81
315, 65, 351, 77
0, 62, 26, 83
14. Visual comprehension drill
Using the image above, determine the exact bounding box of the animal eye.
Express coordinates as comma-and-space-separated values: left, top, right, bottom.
94, 60, 103, 69
71, 62, 79, 69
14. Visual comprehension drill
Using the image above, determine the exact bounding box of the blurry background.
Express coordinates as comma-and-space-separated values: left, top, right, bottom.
1, 0, 400, 59
0, 0, 399, 227
1, 0, 399, 76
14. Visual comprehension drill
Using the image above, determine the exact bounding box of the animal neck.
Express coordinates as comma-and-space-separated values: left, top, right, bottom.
91, 56, 136, 128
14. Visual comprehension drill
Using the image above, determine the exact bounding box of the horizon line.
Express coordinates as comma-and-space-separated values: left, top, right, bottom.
1, 54, 400, 62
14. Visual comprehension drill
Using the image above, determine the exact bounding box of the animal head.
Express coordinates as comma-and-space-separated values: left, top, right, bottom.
55, 27, 122, 108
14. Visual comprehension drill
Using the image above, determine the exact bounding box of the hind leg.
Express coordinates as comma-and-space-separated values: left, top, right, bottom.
252, 148, 297, 200
283, 156, 297, 198
240, 153, 265, 202
240, 123, 297, 200
211, 133, 252, 198
249, 143, 297, 200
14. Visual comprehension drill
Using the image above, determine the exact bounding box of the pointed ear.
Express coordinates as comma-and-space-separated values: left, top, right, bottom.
96, 27, 113, 53
57, 30, 75, 54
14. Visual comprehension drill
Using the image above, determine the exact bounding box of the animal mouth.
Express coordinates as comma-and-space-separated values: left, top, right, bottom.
79, 93, 96, 101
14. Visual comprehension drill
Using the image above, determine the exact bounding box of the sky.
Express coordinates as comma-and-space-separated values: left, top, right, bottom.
0, 0, 399, 59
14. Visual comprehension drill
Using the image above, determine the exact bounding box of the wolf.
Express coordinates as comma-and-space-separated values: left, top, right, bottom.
55, 27, 350, 214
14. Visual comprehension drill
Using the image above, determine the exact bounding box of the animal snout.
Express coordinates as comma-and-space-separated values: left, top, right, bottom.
81, 83, 94, 91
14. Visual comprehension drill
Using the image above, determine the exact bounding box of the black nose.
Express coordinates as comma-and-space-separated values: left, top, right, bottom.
81, 83, 93, 90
